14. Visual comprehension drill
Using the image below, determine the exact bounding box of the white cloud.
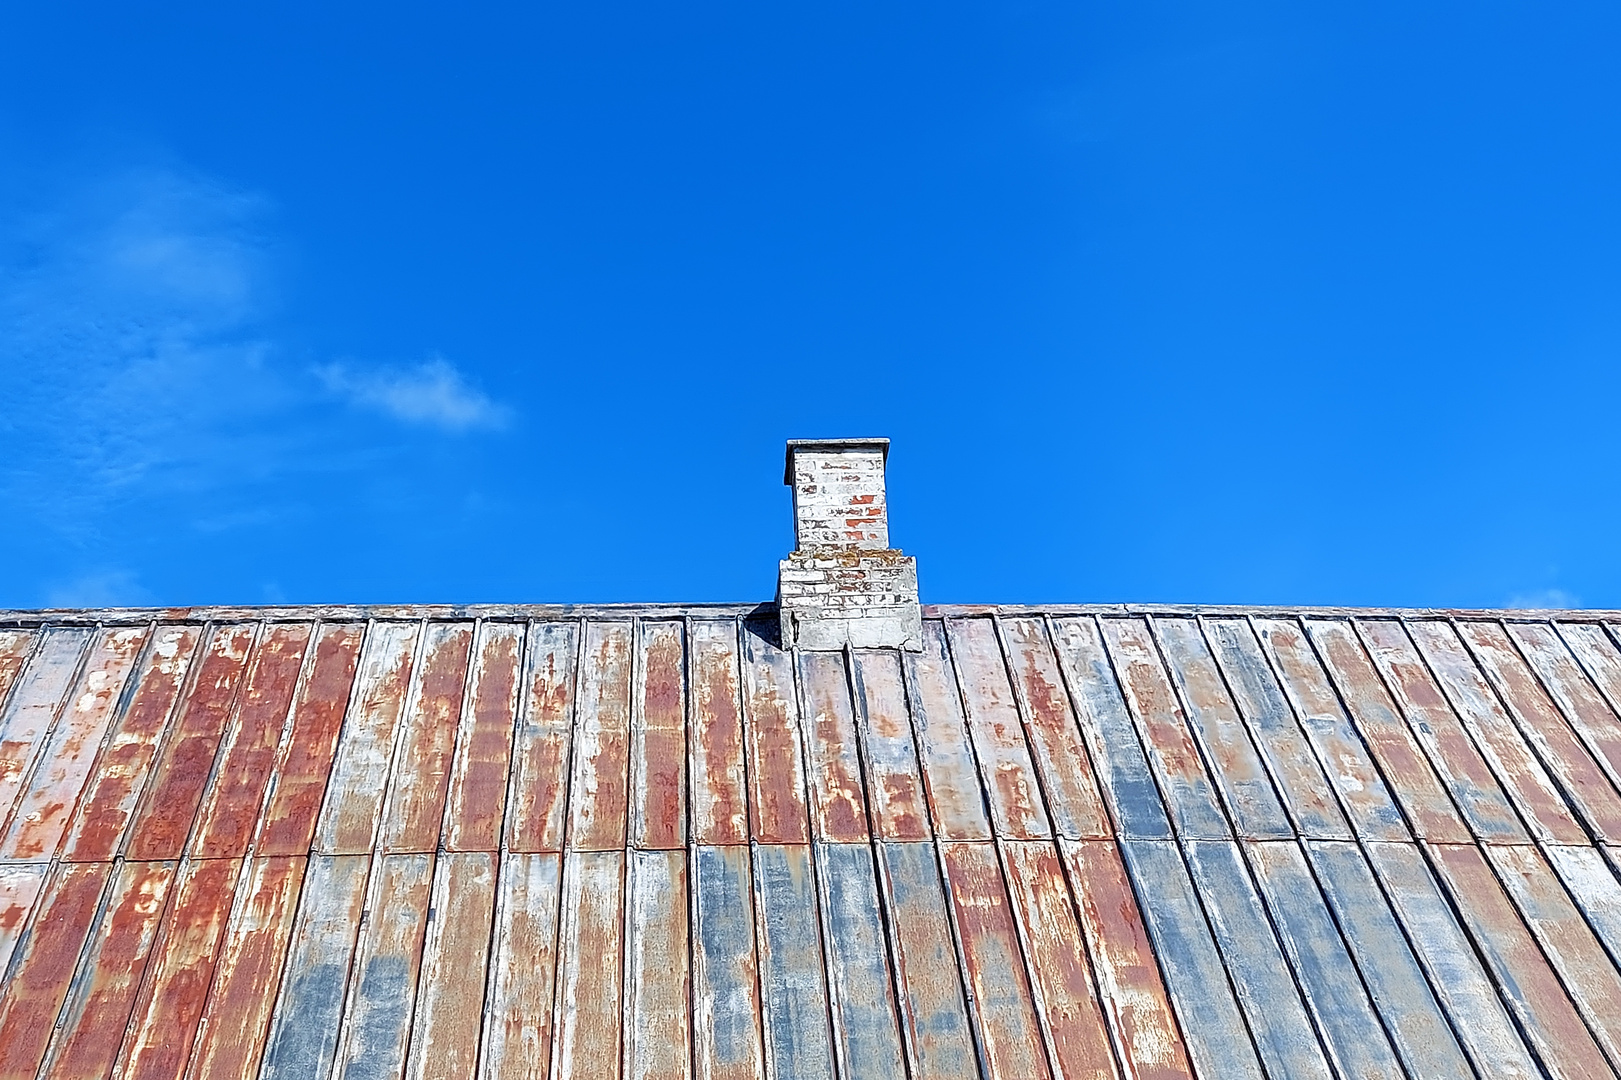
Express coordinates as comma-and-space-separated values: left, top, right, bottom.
44, 570, 150, 608
317, 356, 510, 431
1506, 588, 1581, 610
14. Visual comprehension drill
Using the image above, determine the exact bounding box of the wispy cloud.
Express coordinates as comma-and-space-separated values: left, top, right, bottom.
44, 569, 150, 608
317, 356, 510, 431
1506, 588, 1581, 610
0, 160, 513, 604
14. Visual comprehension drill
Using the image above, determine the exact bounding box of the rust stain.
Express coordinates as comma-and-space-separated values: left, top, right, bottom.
1003, 617, 1112, 839
255, 625, 363, 856
906, 622, 992, 841
1509, 622, 1621, 795
1102, 618, 1227, 837
0, 630, 34, 710
1358, 619, 1525, 842
632, 621, 687, 850
506, 622, 577, 853
62, 626, 200, 861
382, 622, 474, 853
1428, 842, 1613, 1079
689, 620, 748, 846
316, 621, 420, 855
1308, 620, 1470, 842
405, 852, 497, 1079
742, 624, 809, 845
193, 624, 314, 859
568, 621, 633, 852
444, 622, 523, 852
852, 650, 930, 841
3, 626, 148, 861
1253, 618, 1408, 840
0, 861, 111, 1077
947, 618, 1050, 840
127, 623, 258, 861
187, 856, 306, 1080
119, 856, 242, 1080
1001, 839, 1118, 1079
1061, 838, 1193, 1080
1459, 621, 1621, 841
940, 841, 1054, 1080
1405, 619, 1585, 845
43, 860, 174, 1079
0, 865, 46, 974
797, 650, 869, 843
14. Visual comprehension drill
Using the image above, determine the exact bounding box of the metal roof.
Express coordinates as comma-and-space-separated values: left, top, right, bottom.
3, 603, 1621, 1078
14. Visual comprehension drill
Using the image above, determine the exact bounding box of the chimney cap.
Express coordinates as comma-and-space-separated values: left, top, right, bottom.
783, 438, 890, 484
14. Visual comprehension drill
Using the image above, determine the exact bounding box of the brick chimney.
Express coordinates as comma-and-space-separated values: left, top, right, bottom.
777, 438, 922, 651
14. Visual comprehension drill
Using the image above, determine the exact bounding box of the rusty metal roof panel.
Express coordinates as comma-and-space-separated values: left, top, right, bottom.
7, 606, 1621, 1077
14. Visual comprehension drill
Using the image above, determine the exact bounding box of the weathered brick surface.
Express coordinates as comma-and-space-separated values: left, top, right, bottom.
778, 441, 922, 651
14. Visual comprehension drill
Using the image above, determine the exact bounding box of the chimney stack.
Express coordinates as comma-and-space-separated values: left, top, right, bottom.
777, 438, 922, 651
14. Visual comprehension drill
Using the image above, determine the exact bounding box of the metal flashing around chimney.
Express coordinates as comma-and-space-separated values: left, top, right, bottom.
777, 437, 923, 650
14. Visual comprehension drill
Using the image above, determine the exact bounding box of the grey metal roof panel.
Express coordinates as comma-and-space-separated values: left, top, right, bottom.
2, 605, 1621, 1077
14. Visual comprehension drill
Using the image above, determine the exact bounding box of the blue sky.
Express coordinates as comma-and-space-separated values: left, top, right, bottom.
2, 3, 1619, 610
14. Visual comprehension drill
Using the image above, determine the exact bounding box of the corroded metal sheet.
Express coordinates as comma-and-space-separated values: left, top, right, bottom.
946, 617, 1051, 840
1459, 620, 1621, 841
630, 622, 687, 851
12, 605, 1621, 1080
0, 860, 110, 1077
2, 625, 147, 861
626, 848, 692, 1080
1154, 618, 1291, 841
61, 625, 199, 862
380, 621, 474, 854
127, 623, 257, 860
119, 854, 242, 1080
506, 620, 577, 853
0, 627, 94, 836
740, 624, 810, 845
852, 651, 930, 841
874, 841, 977, 1080
567, 623, 633, 852
689, 620, 749, 847
255, 623, 364, 857
1059, 839, 1192, 1080
39, 859, 173, 1080
554, 849, 627, 1078
905, 622, 992, 841
406, 850, 497, 1080
940, 840, 1053, 1080
191, 623, 312, 859
1407, 618, 1586, 844
1253, 618, 1409, 840
1000, 617, 1111, 841
1356, 618, 1525, 842
483, 851, 563, 1080
1116, 839, 1265, 1080
1426, 841, 1614, 1079
1000, 839, 1118, 1079
1101, 618, 1229, 840
797, 651, 870, 843
188, 855, 306, 1080
443, 621, 523, 852
1306, 619, 1470, 843
1201, 618, 1350, 840
314, 621, 420, 855
1050, 617, 1171, 841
